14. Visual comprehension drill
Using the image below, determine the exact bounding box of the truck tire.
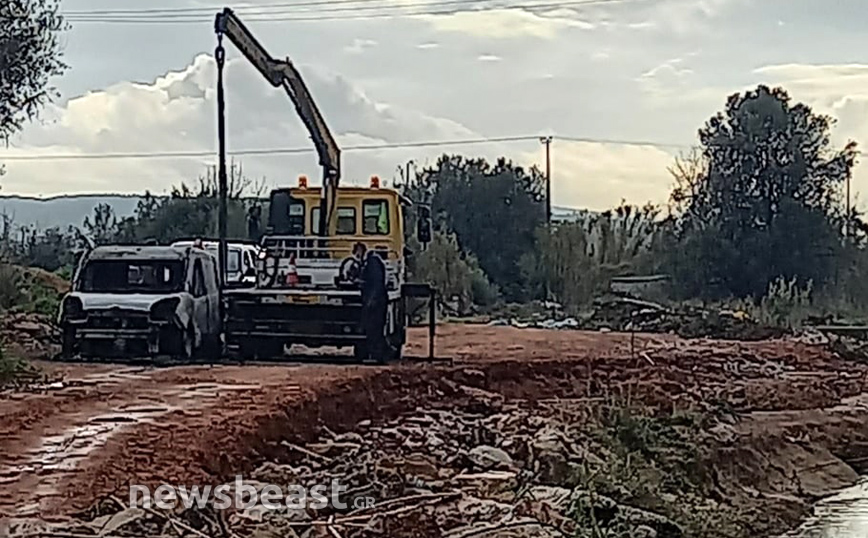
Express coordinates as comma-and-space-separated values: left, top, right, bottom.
353, 342, 368, 363
258, 339, 285, 359
62, 327, 76, 358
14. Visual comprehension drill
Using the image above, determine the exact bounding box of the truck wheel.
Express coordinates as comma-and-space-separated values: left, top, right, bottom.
258, 339, 284, 359
353, 342, 368, 363
61, 327, 76, 358
239, 340, 256, 361
202, 333, 221, 360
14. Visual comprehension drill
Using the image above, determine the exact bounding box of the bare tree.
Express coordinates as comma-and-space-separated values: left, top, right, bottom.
0, 0, 68, 143
667, 147, 707, 218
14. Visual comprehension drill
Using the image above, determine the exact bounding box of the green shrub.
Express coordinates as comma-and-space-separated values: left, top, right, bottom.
0, 343, 39, 388
0, 263, 25, 311
729, 276, 814, 329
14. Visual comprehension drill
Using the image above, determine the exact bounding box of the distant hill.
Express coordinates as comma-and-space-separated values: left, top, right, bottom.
0, 195, 142, 230
0, 194, 592, 230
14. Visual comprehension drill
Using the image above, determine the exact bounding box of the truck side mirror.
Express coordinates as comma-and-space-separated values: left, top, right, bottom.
417, 206, 432, 244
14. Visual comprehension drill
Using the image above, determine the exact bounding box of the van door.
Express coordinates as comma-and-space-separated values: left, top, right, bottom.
190, 258, 209, 347
205, 256, 221, 336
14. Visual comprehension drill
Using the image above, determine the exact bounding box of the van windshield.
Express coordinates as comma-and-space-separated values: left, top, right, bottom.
79, 260, 185, 294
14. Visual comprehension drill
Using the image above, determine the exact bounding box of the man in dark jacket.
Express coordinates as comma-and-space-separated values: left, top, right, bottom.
356, 244, 389, 362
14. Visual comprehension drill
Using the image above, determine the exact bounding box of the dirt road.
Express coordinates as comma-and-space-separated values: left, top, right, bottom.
0, 324, 864, 535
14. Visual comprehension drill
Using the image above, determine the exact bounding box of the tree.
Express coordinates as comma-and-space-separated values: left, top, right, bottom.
83, 203, 119, 245
0, 0, 68, 142
407, 155, 545, 301
670, 85, 858, 298
528, 203, 660, 308
412, 232, 498, 313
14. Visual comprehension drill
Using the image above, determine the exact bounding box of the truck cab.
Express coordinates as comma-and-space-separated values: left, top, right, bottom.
258, 176, 405, 290
223, 176, 413, 360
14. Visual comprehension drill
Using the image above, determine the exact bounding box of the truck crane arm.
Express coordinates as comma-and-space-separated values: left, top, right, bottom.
215, 7, 340, 237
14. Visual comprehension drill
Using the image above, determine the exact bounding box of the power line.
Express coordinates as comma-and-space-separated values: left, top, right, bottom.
557, 135, 692, 150
63, 0, 408, 15
0, 134, 693, 162
64, 0, 483, 16
63, 0, 643, 24
0, 135, 542, 162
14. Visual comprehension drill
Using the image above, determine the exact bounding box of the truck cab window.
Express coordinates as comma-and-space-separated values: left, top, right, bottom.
312, 207, 357, 235
336, 208, 356, 235
363, 200, 390, 235
267, 191, 305, 235
288, 200, 305, 235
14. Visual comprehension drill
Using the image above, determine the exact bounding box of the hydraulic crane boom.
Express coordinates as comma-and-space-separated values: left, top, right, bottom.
215, 7, 340, 237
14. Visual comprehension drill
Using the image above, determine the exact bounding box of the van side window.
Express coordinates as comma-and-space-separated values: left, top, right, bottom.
363, 200, 390, 235
192, 259, 207, 297
204, 257, 218, 292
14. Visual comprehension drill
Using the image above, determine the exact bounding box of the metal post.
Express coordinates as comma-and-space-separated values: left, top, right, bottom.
540, 136, 552, 224
540, 136, 553, 303
405, 160, 415, 186
216, 36, 228, 289
846, 172, 851, 240
428, 288, 436, 360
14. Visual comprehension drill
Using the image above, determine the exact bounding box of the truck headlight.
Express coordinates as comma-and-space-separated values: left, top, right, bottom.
62, 297, 86, 321
150, 298, 180, 322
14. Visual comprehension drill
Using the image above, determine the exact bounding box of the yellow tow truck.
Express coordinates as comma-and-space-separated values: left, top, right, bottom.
214, 8, 434, 362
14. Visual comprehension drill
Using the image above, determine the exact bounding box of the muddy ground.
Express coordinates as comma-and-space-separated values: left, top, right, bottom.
1, 325, 867, 537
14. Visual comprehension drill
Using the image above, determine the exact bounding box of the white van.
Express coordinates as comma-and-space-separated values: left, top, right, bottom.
171, 240, 261, 287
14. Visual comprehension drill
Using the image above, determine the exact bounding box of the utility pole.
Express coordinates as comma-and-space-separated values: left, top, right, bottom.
540, 136, 553, 303
846, 173, 851, 240
540, 136, 553, 224
405, 160, 415, 186
215, 30, 228, 292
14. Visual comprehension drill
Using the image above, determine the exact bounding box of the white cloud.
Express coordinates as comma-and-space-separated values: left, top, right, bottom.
644, 0, 740, 35
637, 58, 694, 98
0, 52, 685, 211
590, 50, 610, 62
420, 8, 593, 39
520, 141, 678, 212
477, 54, 502, 62
344, 38, 378, 55
1, 54, 478, 196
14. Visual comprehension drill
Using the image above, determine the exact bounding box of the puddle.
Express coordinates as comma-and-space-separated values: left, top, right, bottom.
2, 405, 176, 516
0, 378, 266, 515
784, 479, 868, 537
179, 382, 263, 391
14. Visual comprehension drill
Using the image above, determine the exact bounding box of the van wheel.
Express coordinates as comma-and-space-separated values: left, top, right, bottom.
182, 327, 194, 360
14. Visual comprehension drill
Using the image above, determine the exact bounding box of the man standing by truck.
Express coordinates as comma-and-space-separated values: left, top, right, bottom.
353, 242, 390, 362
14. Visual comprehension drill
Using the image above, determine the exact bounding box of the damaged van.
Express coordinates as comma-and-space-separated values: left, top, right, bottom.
58, 245, 221, 360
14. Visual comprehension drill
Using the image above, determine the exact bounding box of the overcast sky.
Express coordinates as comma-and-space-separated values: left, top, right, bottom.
1, 0, 866, 211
